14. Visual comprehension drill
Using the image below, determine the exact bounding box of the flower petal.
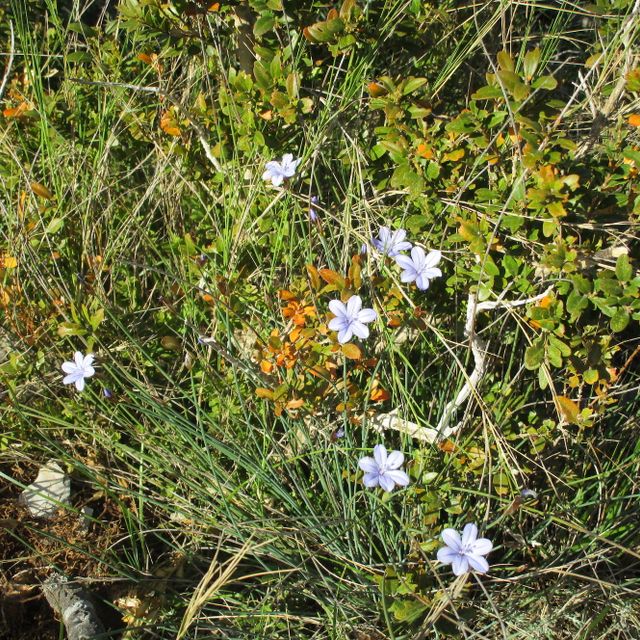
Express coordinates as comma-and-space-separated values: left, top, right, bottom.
423, 267, 442, 280
61, 362, 77, 374
437, 546, 458, 565
350, 321, 369, 340
357, 308, 377, 323
282, 153, 293, 165
363, 472, 380, 488
461, 523, 478, 547
329, 299, 347, 318
63, 373, 81, 385
471, 538, 493, 556
328, 317, 346, 332
378, 473, 396, 492
373, 444, 387, 468
424, 249, 442, 268
359, 456, 378, 473
83, 354, 95, 367
74, 351, 85, 367
75, 377, 86, 392
386, 450, 404, 469
466, 553, 489, 574
385, 469, 410, 487
394, 241, 412, 253
346, 295, 362, 318
410, 246, 426, 267
452, 555, 470, 576
395, 255, 415, 270
441, 528, 462, 551
83, 365, 95, 378
271, 173, 284, 187
337, 326, 353, 344
415, 274, 431, 290
401, 270, 417, 283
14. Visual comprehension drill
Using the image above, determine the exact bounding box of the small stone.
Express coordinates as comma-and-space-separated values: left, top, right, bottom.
20, 460, 71, 519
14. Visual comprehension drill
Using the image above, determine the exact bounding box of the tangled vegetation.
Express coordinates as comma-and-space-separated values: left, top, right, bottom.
1, 0, 639, 638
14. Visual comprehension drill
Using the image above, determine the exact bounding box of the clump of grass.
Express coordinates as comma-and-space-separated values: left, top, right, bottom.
1, 0, 640, 638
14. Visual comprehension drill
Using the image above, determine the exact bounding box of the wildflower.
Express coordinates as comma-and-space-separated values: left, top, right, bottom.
61, 351, 95, 392
309, 196, 319, 222
395, 247, 442, 290
358, 444, 410, 492
437, 523, 492, 576
372, 226, 412, 257
262, 153, 301, 187
360, 243, 368, 255
328, 295, 377, 344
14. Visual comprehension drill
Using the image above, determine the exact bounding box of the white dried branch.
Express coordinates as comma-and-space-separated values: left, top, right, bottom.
434, 287, 553, 438
370, 287, 553, 444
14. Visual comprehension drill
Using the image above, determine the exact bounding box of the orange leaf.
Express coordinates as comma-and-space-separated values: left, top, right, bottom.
255, 387, 274, 400
260, 360, 273, 374
3, 102, 29, 118
30, 182, 55, 199
628, 114, 640, 127
285, 398, 304, 410
319, 268, 345, 287
341, 343, 362, 360
367, 82, 387, 97
370, 387, 390, 402
538, 295, 553, 309
279, 289, 296, 300
438, 440, 456, 453
160, 110, 181, 136
557, 395, 579, 424
416, 142, 434, 159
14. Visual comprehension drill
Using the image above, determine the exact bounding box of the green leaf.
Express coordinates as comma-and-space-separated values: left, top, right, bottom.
45, 217, 64, 234
583, 368, 599, 384
610, 308, 630, 332
497, 50, 515, 72
523, 48, 541, 79
532, 75, 557, 90
67, 51, 92, 63
472, 85, 504, 100
402, 77, 427, 95
549, 335, 571, 358
254, 15, 275, 37
525, 340, 545, 369
566, 289, 588, 318
615, 254, 633, 282
305, 18, 345, 42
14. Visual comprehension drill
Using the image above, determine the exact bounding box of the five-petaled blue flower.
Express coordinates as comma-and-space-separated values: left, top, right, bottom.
358, 444, 410, 492
262, 153, 301, 187
395, 247, 442, 290
372, 226, 412, 257
328, 295, 377, 344
437, 523, 493, 576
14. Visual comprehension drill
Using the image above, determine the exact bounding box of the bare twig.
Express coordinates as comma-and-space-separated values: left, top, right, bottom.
434, 287, 553, 439
0, 20, 15, 102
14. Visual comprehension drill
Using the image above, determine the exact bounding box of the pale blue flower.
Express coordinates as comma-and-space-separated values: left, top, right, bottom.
437, 523, 492, 576
372, 226, 412, 257
262, 153, 301, 187
61, 351, 95, 392
309, 196, 319, 222
328, 295, 377, 344
395, 247, 442, 290
358, 444, 410, 492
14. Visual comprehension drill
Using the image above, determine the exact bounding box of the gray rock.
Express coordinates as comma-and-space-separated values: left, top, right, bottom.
20, 460, 71, 518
